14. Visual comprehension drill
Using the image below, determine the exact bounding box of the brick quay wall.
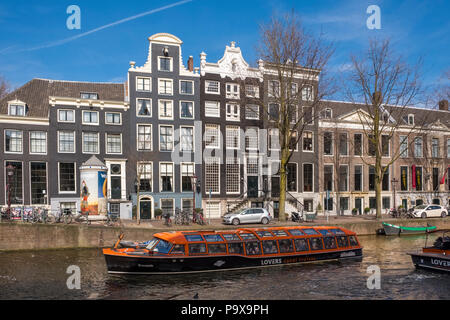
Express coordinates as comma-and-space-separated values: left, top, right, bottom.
0, 217, 449, 252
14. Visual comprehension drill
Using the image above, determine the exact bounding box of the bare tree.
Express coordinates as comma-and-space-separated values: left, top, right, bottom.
248, 12, 335, 221
0, 76, 10, 99
344, 39, 429, 219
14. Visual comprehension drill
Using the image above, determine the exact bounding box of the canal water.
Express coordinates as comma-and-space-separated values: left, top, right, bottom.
0, 234, 449, 300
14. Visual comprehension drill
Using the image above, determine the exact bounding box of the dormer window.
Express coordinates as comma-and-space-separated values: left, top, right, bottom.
80, 92, 98, 100
9, 104, 26, 116
408, 114, 415, 125
321, 108, 332, 119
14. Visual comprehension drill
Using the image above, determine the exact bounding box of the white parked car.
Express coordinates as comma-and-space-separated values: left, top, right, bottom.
412, 205, 448, 219
222, 208, 272, 226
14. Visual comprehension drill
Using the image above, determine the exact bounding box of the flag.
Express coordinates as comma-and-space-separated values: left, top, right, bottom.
441, 166, 449, 185
412, 165, 416, 189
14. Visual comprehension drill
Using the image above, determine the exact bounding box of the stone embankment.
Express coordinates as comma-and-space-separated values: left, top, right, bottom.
0, 216, 449, 251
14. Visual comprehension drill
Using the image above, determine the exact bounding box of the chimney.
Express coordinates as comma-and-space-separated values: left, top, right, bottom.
188, 56, 194, 72
438, 99, 449, 111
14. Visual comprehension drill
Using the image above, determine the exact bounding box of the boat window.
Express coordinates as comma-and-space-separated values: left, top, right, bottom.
256, 231, 274, 238
208, 243, 227, 254
302, 228, 319, 235
204, 234, 224, 242
278, 239, 294, 253
245, 241, 262, 255
188, 243, 207, 255
318, 229, 333, 236
309, 238, 324, 250
294, 239, 309, 252
323, 237, 337, 249
271, 230, 288, 237
153, 239, 173, 254
145, 238, 159, 250
227, 242, 244, 254
336, 236, 349, 248
239, 233, 257, 240
330, 228, 345, 235
222, 234, 241, 242
349, 236, 358, 246
288, 229, 304, 236
262, 240, 279, 254
185, 234, 204, 242
170, 244, 186, 254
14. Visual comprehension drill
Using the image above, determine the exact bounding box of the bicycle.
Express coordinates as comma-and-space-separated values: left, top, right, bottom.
163, 212, 172, 227
193, 211, 206, 225
76, 210, 91, 225
105, 211, 120, 227
47, 208, 74, 224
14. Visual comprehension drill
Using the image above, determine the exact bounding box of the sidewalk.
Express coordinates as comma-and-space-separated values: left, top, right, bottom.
118, 214, 393, 231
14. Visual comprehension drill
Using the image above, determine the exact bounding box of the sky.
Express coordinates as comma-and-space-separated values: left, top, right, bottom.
0, 0, 448, 100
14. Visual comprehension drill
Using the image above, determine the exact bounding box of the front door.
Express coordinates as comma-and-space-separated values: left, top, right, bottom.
355, 198, 363, 215
140, 200, 152, 220
402, 199, 408, 210
273, 201, 279, 219
248, 176, 258, 198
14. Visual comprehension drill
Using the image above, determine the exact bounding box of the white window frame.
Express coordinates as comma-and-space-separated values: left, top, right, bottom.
105, 133, 122, 155
180, 162, 195, 193
137, 161, 153, 193
268, 80, 280, 98
204, 157, 221, 194
57, 131, 76, 154
159, 162, 174, 193
4, 129, 23, 154
226, 103, 240, 121
205, 124, 220, 149
29, 131, 47, 155
303, 163, 314, 193
226, 126, 240, 150
302, 131, 314, 152
205, 101, 220, 118
4, 160, 24, 205
245, 105, 260, 120
29, 161, 48, 205
338, 164, 349, 192
447, 138, 450, 159
136, 98, 152, 117
82, 132, 100, 154
158, 78, 173, 96
105, 112, 122, 125
245, 85, 259, 98
179, 101, 194, 119
205, 80, 220, 95
137, 124, 153, 152
226, 83, 240, 99
245, 127, 259, 151
58, 162, 77, 194
180, 126, 195, 152
179, 80, 194, 95
302, 85, 314, 101
58, 109, 75, 123
158, 99, 174, 120
287, 162, 298, 193
414, 136, 423, 158
323, 131, 334, 156
136, 77, 151, 92
268, 128, 280, 151
354, 164, 364, 192
226, 157, 240, 194
82, 110, 99, 126
8, 103, 26, 116
159, 124, 174, 152
158, 56, 173, 72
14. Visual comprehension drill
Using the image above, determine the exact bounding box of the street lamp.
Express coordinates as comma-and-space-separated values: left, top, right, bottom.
391, 178, 398, 211
6, 164, 15, 217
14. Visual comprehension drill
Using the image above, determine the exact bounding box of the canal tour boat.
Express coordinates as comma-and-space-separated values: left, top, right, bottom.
103, 226, 363, 274
408, 232, 450, 273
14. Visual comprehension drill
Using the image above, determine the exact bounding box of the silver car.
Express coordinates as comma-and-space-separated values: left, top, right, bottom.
222, 208, 272, 226
412, 205, 448, 218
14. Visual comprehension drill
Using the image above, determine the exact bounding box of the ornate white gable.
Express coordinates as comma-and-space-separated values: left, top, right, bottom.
338, 109, 372, 123
200, 42, 262, 81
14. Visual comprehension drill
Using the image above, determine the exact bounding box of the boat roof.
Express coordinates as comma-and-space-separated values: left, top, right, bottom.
153, 226, 357, 245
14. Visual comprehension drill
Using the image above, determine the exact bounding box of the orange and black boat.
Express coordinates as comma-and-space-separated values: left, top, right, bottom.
103, 226, 363, 274
408, 231, 450, 273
